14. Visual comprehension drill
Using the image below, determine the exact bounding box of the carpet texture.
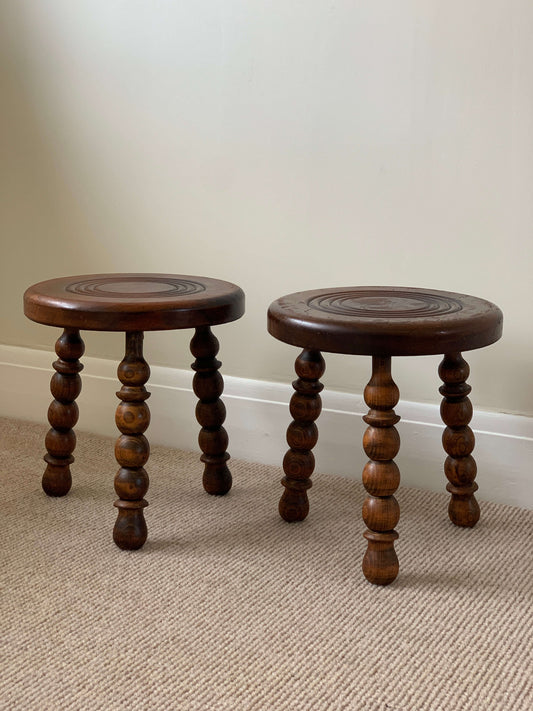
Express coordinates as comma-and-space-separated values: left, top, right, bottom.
1, 416, 532, 710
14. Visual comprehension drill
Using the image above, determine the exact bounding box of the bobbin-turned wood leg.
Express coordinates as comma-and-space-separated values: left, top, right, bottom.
439, 352, 479, 527
191, 326, 232, 495
279, 349, 325, 522
361, 356, 401, 585
43, 328, 85, 496
113, 332, 150, 550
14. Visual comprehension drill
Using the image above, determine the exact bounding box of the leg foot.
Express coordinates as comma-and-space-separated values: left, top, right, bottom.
113, 500, 148, 551
280, 349, 325, 522
43, 329, 84, 496
362, 531, 400, 586
439, 353, 479, 527
113, 332, 150, 550
191, 327, 232, 495
361, 356, 401, 585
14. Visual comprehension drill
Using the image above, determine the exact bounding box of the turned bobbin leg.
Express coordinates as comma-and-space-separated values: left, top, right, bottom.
43, 328, 85, 496
361, 356, 401, 585
279, 349, 325, 522
191, 326, 232, 495
113, 332, 150, 550
439, 352, 479, 527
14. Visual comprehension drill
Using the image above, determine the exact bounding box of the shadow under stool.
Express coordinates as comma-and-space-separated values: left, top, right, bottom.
267, 286, 503, 585
24, 273, 245, 550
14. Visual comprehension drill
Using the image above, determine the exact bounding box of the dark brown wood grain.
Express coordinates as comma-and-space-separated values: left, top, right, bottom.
361, 356, 400, 585
191, 326, 232, 495
268, 286, 503, 585
24, 273, 245, 551
279, 349, 325, 522
113, 331, 151, 550
24, 274, 245, 331
439, 353, 480, 527
267, 286, 502, 356
43, 328, 84, 496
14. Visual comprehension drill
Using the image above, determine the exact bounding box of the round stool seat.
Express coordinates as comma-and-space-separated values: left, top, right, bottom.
268, 286, 503, 356
24, 273, 245, 332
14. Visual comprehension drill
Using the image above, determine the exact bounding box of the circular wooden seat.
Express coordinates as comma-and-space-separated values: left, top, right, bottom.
267, 285, 503, 587
24, 273, 245, 331
267, 286, 503, 356
24, 272, 245, 553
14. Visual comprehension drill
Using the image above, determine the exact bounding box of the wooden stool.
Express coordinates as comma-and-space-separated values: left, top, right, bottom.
267, 286, 503, 585
24, 273, 245, 550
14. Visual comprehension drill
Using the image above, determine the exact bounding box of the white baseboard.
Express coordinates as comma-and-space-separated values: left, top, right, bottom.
1, 344, 532, 509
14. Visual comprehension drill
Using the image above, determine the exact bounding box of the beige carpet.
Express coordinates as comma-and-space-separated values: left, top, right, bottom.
1, 416, 532, 710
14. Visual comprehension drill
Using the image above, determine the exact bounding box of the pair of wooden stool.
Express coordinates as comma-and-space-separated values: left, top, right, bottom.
24, 274, 503, 585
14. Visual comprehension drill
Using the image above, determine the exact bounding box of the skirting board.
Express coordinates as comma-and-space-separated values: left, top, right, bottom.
1, 344, 532, 510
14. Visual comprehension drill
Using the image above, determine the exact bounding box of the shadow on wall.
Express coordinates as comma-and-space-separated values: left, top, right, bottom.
0, 4, 142, 350
0, 5, 99, 275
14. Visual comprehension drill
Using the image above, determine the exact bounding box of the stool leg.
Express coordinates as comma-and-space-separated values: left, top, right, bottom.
362, 356, 401, 585
113, 331, 150, 550
43, 328, 85, 496
279, 349, 325, 522
439, 352, 479, 527
191, 326, 232, 495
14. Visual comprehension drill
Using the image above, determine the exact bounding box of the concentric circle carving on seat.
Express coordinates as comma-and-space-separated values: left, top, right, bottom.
268, 286, 503, 356
65, 276, 206, 299
307, 289, 463, 319
307, 290, 464, 319
24, 273, 245, 331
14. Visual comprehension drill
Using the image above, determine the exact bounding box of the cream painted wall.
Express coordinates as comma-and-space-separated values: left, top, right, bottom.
1, 1, 531, 415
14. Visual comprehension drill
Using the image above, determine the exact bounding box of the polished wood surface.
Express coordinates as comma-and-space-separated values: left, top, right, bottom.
439, 353, 480, 527
361, 356, 401, 585
191, 326, 232, 495
268, 286, 503, 585
268, 286, 503, 356
42, 329, 85, 496
24, 273, 245, 331
113, 331, 150, 550
25, 273, 245, 551
279, 349, 325, 522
